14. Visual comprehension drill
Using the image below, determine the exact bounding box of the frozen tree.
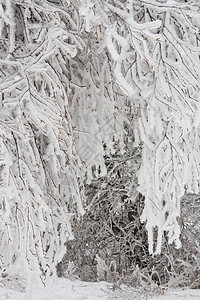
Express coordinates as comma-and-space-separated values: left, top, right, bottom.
0, 0, 125, 281
0, 0, 200, 282
80, 0, 200, 254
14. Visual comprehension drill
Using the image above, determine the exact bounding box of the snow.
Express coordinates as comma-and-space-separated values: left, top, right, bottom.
0, 279, 199, 300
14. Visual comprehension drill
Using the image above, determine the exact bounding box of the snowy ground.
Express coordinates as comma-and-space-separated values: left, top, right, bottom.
0, 279, 199, 300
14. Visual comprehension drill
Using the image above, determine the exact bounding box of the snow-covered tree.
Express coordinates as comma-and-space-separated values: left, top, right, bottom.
80, 0, 200, 254
0, 0, 200, 282
0, 0, 125, 281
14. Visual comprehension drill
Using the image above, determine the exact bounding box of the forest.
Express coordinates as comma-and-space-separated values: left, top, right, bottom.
0, 0, 199, 296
